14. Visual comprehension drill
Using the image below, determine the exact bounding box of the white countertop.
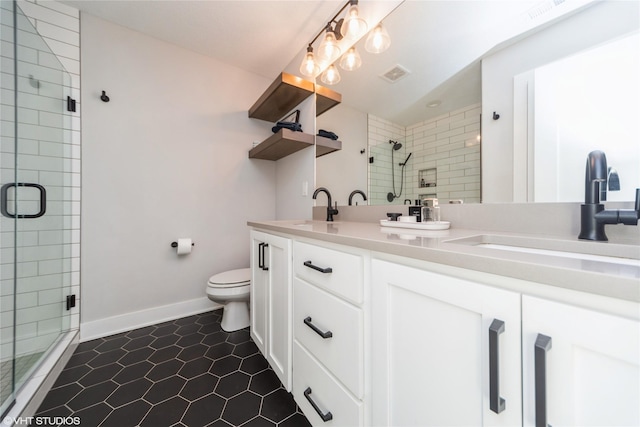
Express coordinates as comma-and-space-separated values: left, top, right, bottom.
248, 219, 640, 302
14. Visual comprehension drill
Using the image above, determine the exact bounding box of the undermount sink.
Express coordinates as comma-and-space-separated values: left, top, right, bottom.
445, 234, 640, 267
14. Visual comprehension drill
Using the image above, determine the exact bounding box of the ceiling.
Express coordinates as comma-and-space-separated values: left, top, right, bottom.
62, 0, 343, 79
62, 0, 596, 126
299, 0, 596, 126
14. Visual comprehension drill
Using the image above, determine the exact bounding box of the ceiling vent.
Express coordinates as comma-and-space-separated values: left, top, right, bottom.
380, 65, 410, 83
526, 0, 566, 20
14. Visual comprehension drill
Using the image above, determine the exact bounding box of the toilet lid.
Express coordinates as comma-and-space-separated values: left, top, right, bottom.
208, 268, 251, 287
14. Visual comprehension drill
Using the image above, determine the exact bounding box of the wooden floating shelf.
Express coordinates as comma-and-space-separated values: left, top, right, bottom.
316, 136, 342, 158
248, 72, 314, 122
248, 128, 314, 161
315, 84, 342, 117
248, 72, 343, 161
248, 72, 342, 123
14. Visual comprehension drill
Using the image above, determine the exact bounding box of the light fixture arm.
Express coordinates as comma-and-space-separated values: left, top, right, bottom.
307, 0, 356, 47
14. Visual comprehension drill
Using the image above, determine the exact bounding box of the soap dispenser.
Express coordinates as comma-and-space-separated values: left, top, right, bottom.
408, 199, 422, 222
422, 198, 440, 222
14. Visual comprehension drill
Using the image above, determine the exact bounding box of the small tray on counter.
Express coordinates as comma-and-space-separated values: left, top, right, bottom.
379, 219, 451, 230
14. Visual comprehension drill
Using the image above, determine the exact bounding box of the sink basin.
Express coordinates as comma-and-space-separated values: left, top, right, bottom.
445, 234, 640, 266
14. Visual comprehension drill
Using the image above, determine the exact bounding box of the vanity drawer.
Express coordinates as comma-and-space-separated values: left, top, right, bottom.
293, 341, 363, 427
293, 241, 363, 304
294, 277, 363, 398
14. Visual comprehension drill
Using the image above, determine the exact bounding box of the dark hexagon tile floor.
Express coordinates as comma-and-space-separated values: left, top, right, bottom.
35, 310, 311, 427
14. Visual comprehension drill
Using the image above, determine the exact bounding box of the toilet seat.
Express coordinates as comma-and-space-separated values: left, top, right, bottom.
207, 268, 251, 289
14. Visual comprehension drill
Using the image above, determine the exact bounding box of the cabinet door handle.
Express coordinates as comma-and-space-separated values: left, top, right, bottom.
304, 316, 333, 339
258, 243, 264, 269
534, 333, 552, 427
489, 318, 506, 414
261, 243, 269, 271
304, 387, 333, 422
303, 260, 332, 274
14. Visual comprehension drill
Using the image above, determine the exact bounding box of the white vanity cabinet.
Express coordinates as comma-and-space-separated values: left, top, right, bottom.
522, 295, 640, 426
250, 230, 292, 390
292, 241, 367, 427
371, 259, 522, 427
249, 222, 639, 427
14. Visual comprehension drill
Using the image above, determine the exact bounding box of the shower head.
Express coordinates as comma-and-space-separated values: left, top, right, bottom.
389, 140, 402, 150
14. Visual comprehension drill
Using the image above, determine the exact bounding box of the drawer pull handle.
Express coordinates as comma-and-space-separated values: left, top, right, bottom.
535, 333, 552, 427
304, 260, 332, 274
304, 387, 333, 422
489, 318, 506, 414
304, 317, 333, 339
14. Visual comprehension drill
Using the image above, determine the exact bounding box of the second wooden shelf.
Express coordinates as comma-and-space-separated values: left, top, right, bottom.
248, 128, 314, 161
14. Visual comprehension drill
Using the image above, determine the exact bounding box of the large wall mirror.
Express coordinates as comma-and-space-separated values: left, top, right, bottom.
307, 0, 639, 206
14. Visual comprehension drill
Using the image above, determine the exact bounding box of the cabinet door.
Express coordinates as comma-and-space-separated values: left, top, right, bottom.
250, 232, 268, 354
249, 231, 292, 391
522, 295, 640, 426
265, 233, 292, 391
371, 260, 521, 427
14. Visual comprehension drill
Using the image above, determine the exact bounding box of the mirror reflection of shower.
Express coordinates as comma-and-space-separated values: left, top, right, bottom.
387, 140, 413, 202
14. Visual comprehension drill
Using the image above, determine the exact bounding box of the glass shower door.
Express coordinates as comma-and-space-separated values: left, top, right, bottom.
1, 1, 74, 415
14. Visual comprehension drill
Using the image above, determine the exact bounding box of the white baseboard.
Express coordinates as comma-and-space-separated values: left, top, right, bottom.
80, 297, 222, 342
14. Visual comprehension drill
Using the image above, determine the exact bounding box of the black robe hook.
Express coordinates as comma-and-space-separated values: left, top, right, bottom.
101, 91, 110, 102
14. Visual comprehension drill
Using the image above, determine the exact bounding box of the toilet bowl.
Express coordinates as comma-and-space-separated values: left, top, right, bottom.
206, 268, 251, 332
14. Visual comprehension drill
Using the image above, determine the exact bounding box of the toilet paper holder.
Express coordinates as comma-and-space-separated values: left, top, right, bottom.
171, 241, 195, 248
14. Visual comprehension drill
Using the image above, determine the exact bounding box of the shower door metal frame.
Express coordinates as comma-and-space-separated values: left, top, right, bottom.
1, 0, 76, 416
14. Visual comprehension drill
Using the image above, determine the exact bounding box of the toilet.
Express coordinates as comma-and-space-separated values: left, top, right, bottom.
206, 268, 251, 332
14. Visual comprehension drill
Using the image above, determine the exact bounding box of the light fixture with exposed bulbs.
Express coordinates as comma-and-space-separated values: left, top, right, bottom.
340, 0, 368, 40
298, 0, 392, 85
317, 24, 342, 64
299, 46, 320, 77
339, 47, 362, 71
365, 23, 391, 54
321, 64, 341, 85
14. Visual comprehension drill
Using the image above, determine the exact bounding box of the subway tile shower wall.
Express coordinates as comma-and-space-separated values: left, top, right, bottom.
0, 0, 81, 358
368, 103, 481, 205
367, 115, 406, 205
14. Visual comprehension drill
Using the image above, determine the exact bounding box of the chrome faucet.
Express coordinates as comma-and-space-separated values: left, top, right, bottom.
348, 190, 367, 206
578, 150, 640, 241
313, 187, 339, 221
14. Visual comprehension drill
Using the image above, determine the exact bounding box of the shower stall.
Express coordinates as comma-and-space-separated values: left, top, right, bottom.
368, 139, 411, 205
1, 1, 78, 418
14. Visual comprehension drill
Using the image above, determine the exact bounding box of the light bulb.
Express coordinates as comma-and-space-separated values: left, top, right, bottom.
339, 47, 362, 71
299, 46, 319, 77
317, 27, 342, 64
340, 4, 367, 39
365, 23, 391, 54
321, 64, 341, 85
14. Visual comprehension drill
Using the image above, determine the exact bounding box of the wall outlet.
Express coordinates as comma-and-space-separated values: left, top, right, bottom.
302, 181, 308, 197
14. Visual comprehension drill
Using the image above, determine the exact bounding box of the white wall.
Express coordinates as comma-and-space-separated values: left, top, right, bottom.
532, 32, 640, 203
481, 0, 640, 203
316, 103, 368, 206
274, 95, 315, 220
80, 14, 276, 339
